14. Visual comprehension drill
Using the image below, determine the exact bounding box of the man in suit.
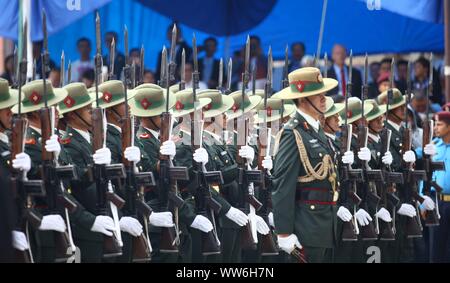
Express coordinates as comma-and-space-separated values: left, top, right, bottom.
155, 23, 193, 82
198, 37, 222, 89
327, 44, 362, 100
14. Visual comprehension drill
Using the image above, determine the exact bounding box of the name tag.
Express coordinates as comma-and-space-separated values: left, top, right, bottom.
1, 151, 10, 157
309, 139, 318, 143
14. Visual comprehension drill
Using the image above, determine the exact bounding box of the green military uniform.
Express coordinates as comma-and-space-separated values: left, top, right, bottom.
271, 67, 339, 263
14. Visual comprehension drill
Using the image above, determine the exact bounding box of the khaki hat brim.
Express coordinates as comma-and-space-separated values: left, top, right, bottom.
366, 105, 387, 121
345, 104, 374, 124
324, 103, 345, 118
99, 89, 137, 109
226, 95, 262, 121
203, 95, 235, 119
254, 103, 296, 124
60, 91, 98, 115
172, 98, 212, 118
0, 88, 18, 110
12, 88, 68, 114
129, 91, 176, 117
272, 78, 338, 100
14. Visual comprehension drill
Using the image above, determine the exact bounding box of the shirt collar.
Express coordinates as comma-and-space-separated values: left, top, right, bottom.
324, 132, 335, 141
73, 128, 91, 144
30, 125, 42, 135
204, 130, 222, 143
387, 119, 401, 132
0, 132, 9, 144
368, 132, 380, 143
108, 123, 122, 133
144, 127, 159, 139
297, 109, 320, 132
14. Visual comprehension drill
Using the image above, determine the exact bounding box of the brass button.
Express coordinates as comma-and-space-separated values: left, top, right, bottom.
310, 205, 315, 210
399, 143, 402, 147
225, 159, 229, 163
337, 181, 341, 186
319, 153, 323, 157
377, 152, 380, 156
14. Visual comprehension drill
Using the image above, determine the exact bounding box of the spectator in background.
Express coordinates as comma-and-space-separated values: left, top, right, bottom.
288, 42, 305, 72
49, 68, 61, 88
377, 71, 393, 94
184, 62, 207, 90
33, 41, 56, 79
368, 61, 380, 98
414, 56, 442, 105
198, 37, 221, 89
81, 69, 95, 88
1, 55, 15, 85
236, 35, 267, 90
301, 55, 315, 67
143, 70, 155, 84
71, 38, 94, 83
103, 31, 126, 80
327, 44, 362, 98
130, 47, 143, 82
155, 23, 193, 82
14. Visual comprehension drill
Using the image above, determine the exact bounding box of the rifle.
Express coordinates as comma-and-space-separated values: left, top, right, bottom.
67, 61, 72, 84
109, 37, 116, 80
280, 45, 289, 128
60, 51, 65, 87
340, 51, 363, 242
237, 36, 263, 250
169, 24, 177, 85
217, 58, 224, 94
225, 58, 233, 95
356, 54, 382, 240
158, 47, 189, 253
93, 12, 126, 258
256, 47, 278, 256
12, 45, 18, 88
421, 53, 445, 226
10, 20, 45, 263
323, 53, 328, 78
179, 48, 186, 91
191, 34, 222, 255
40, 10, 78, 262
139, 45, 144, 86
394, 57, 425, 238
122, 28, 155, 262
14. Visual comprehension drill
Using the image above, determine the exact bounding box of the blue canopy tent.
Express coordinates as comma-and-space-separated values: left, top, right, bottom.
0, 0, 445, 75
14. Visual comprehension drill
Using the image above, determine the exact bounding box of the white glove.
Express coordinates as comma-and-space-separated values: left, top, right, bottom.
90, 215, 115, 236
239, 145, 255, 164
342, 150, 354, 165
254, 215, 270, 235
160, 140, 176, 160
39, 214, 66, 233
402, 150, 416, 163
337, 206, 353, 222
12, 231, 29, 251
149, 211, 174, 227
424, 143, 437, 156
421, 195, 435, 211
277, 234, 302, 254
397, 203, 417, 218
44, 134, 61, 156
124, 146, 141, 163
193, 147, 208, 165
381, 151, 393, 165
12, 152, 31, 173
262, 156, 273, 171
357, 147, 371, 161
375, 207, 392, 222
190, 215, 213, 233
354, 208, 373, 226
225, 207, 249, 227
119, 216, 143, 237
268, 212, 274, 227
93, 147, 112, 165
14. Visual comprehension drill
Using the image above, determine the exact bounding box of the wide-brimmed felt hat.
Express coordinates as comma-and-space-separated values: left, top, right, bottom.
376, 88, 406, 111
253, 98, 296, 124
129, 83, 176, 117
12, 80, 68, 114
197, 89, 234, 119
59, 82, 98, 114
324, 96, 344, 118
272, 67, 338, 100
96, 80, 136, 109
339, 97, 374, 124
364, 99, 387, 122
0, 78, 18, 110
171, 88, 211, 118
225, 90, 262, 120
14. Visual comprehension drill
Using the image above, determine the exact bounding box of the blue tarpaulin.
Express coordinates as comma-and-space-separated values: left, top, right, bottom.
0, 0, 445, 71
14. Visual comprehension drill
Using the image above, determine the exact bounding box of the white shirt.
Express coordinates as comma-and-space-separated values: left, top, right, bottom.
108, 123, 122, 134
387, 119, 401, 132
30, 125, 42, 135
297, 109, 320, 132
73, 128, 90, 144
325, 132, 336, 141
70, 59, 95, 82
204, 130, 221, 143
144, 127, 159, 140
0, 132, 9, 144
185, 80, 207, 90
368, 132, 380, 143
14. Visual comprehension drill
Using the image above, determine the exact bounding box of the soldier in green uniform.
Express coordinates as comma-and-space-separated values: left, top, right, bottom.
57, 82, 118, 263
376, 88, 436, 262
129, 83, 198, 263
271, 67, 339, 263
